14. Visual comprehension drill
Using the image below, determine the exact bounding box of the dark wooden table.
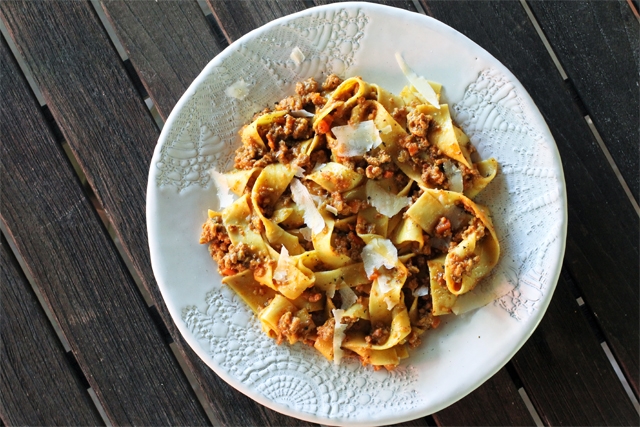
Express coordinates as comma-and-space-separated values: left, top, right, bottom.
1, 1, 638, 425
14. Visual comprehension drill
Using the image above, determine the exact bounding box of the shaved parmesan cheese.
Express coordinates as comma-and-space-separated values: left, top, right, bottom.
225, 79, 250, 100
339, 285, 357, 309
379, 124, 393, 134
290, 109, 315, 118
443, 160, 463, 193
293, 165, 305, 178
331, 121, 382, 157
413, 286, 430, 297
326, 205, 338, 215
326, 282, 336, 298
395, 53, 439, 109
311, 162, 327, 173
209, 169, 235, 209
290, 179, 325, 235
273, 246, 292, 283
365, 180, 411, 217
447, 205, 472, 230
299, 227, 312, 242
362, 238, 398, 278
377, 270, 394, 295
290, 46, 305, 66
332, 309, 347, 365
383, 296, 396, 311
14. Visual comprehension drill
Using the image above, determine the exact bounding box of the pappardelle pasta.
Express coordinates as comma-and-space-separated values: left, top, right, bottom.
200, 71, 500, 370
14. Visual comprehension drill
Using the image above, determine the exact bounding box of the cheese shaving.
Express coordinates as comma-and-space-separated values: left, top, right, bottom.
290, 179, 325, 235
331, 121, 382, 157
362, 238, 398, 278
290, 46, 305, 66
326, 205, 338, 215
290, 109, 315, 118
311, 162, 327, 173
326, 282, 336, 298
379, 124, 393, 134
224, 79, 250, 100
383, 296, 396, 311
332, 309, 347, 365
299, 227, 312, 242
413, 286, 430, 297
443, 160, 463, 193
339, 285, 357, 310
395, 53, 439, 109
209, 169, 235, 209
365, 180, 411, 217
293, 165, 305, 178
377, 270, 394, 295
273, 246, 293, 283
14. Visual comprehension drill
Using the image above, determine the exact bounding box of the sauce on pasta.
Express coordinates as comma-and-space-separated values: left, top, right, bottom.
200, 74, 499, 370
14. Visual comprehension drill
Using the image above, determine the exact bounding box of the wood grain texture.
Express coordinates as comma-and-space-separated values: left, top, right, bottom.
432, 368, 534, 427
1, 1, 314, 425
512, 271, 639, 425
0, 234, 104, 426
100, 0, 227, 120
0, 33, 209, 425
206, 0, 309, 42
528, 0, 640, 201
421, 0, 639, 421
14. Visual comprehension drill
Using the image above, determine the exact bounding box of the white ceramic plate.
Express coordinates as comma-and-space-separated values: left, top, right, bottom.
147, 3, 567, 425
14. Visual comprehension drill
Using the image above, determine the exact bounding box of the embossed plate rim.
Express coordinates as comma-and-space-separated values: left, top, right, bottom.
147, 2, 568, 425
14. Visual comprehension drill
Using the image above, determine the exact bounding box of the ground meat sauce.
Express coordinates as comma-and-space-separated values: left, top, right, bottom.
200, 217, 265, 275
201, 74, 499, 370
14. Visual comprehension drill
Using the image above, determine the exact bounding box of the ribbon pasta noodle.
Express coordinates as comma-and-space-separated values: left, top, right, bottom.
200, 72, 500, 370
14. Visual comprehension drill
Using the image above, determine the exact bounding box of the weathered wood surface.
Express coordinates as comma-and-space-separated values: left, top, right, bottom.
100, 0, 227, 120
512, 271, 639, 425
421, 0, 639, 416
432, 368, 535, 427
206, 0, 308, 42
0, 31, 209, 425
0, 234, 104, 426
1, 1, 314, 425
528, 0, 640, 201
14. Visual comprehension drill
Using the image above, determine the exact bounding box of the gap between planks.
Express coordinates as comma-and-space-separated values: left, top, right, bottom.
0, 223, 112, 425
520, 0, 639, 214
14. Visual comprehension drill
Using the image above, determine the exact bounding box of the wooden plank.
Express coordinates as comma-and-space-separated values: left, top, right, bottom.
206, 0, 309, 42
421, 0, 640, 421
0, 234, 104, 426
1, 1, 314, 425
527, 0, 640, 201
564, 238, 639, 395
432, 368, 534, 426
512, 271, 639, 425
99, 0, 227, 120
0, 28, 209, 425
